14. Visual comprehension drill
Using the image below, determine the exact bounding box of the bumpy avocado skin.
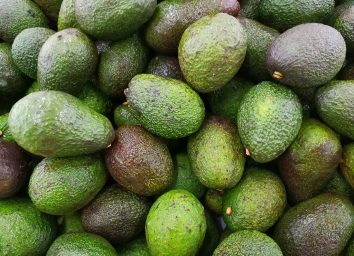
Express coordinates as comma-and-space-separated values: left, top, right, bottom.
341, 143, 354, 189
325, 170, 353, 198
78, 83, 112, 116
58, 0, 79, 30
0, 113, 14, 142
59, 212, 85, 234
119, 237, 151, 256
113, 104, 141, 127
8, 91, 115, 158
239, 0, 262, 19
146, 55, 184, 81
179, 13, 247, 93
33, 0, 63, 21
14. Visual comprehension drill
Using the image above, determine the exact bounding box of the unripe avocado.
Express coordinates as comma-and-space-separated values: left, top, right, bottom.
8, 91, 115, 157
204, 189, 223, 215
341, 143, 354, 189
114, 104, 141, 127
37, 28, 98, 95
179, 13, 247, 93
0, 113, 14, 142
58, 0, 79, 30
188, 116, 245, 189
33, 0, 62, 22
119, 237, 150, 256
78, 83, 112, 116
237, 81, 302, 163
58, 212, 84, 234
146, 55, 184, 81
126, 74, 205, 139
146, 189, 207, 256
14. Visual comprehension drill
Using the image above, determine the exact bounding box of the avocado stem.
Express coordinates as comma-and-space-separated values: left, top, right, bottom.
272, 71, 284, 80
226, 207, 232, 216
245, 148, 250, 156
106, 144, 112, 149
0, 131, 2, 137
122, 101, 128, 106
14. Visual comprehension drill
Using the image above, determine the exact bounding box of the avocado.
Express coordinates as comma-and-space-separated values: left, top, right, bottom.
339, 61, 354, 80
179, 13, 247, 93
119, 237, 150, 256
11, 27, 55, 79
223, 168, 286, 232
198, 210, 221, 256
78, 83, 112, 116
28, 154, 107, 215
33, 0, 62, 22
26, 81, 40, 95
126, 74, 205, 139
239, 0, 262, 19
274, 193, 354, 256
98, 34, 148, 98
325, 170, 353, 198
259, 0, 334, 31
344, 237, 354, 256
267, 23, 346, 88
207, 76, 254, 124
188, 116, 245, 189
58, 0, 79, 30
106, 125, 174, 196
0, 43, 29, 96
0, 113, 14, 142
146, 189, 207, 256
341, 143, 354, 189
237, 81, 302, 163
47, 232, 118, 256
204, 189, 223, 215
58, 212, 84, 234
0, 198, 57, 255
213, 230, 283, 256
145, 0, 240, 54
239, 18, 280, 82
146, 55, 184, 81
0, 0, 48, 42
315, 80, 354, 139
171, 152, 206, 199
0, 140, 27, 198
113, 104, 141, 127
8, 91, 115, 157
75, 0, 156, 41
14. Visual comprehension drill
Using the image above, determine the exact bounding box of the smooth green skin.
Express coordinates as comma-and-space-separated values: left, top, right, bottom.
239, 18, 280, 82
58, 0, 79, 30
8, 91, 115, 157
223, 168, 287, 232
99, 35, 148, 98
37, 28, 98, 95
207, 76, 253, 124
0, 198, 57, 255
278, 119, 342, 203
0, 0, 48, 42
145, 0, 241, 54
198, 210, 221, 256
47, 232, 118, 256
146, 189, 207, 256
274, 193, 354, 256
113, 104, 141, 127
119, 237, 150, 256
33, 0, 62, 21
126, 74, 205, 139
188, 116, 245, 189
81, 185, 150, 245
316, 80, 354, 139
239, 0, 262, 19
0, 113, 14, 142
267, 23, 346, 88
325, 170, 353, 198
204, 189, 223, 215
341, 143, 354, 189
28, 155, 107, 215
78, 83, 112, 116
237, 81, 302, 163
0, 43, 29, 96
146, 55, 184, 81
213, 230, 283, 256
171, 153, 206, 199
11, 27, 55, 79
259, 0, 335, 31
179, 13, 247, 93
75, 0, 156, 41
58, 212, 85, 234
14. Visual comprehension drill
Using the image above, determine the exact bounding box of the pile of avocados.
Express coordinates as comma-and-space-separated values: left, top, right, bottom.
1, 0, 354, 255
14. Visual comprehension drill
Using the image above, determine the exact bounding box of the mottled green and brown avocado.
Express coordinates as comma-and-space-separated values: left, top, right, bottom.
341, 143, 354, 189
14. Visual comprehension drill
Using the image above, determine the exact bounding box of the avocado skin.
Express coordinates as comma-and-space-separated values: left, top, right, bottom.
81, 185, 150, 245
0, 0, 48, 42
267, 23, 346, 88
47, 232, 118, 256
278, 119, 342, 204
0, 113, 14, 142
33, 0, 63, 21
105, 126, 174, 196
325, 170, 353, 198
204, 189, 223, 215
78, 83, 112, 116
213, 230, 283, 256
146, 55, 184, 81
146, 189, 207, 256
59, 212, 84, 234
339, 61, 354, 80
113, 104, 141, 127
0, 198, 57, 255
0, 140, 27, 198
119, 237, 150, 256
274, 193, 354, 256
237, 81, 302, 163
58, 0, 79, 30
11, 27, 55, 79
239, 0, 262, 19
315, 80, 354, 139
8, 91, 115, 158
198, 210, 221, 256
341, 143, 354, 189
75, 0, 156, 41
126, 74, 205, 139
145, 0, 241, 54
179, 13, 247, 93
98, 35, 148, 98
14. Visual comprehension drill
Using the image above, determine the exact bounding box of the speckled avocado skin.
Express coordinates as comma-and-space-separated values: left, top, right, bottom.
274, 193, 354, 256
58, 0, 79, 30
0, 113, 14, 142
146, 189, 207, 256
341, 143, 354, 189
119, 237, 150, 256
146, 55, 184, 81
113, 104, 141, 127
179, 13, 247, 93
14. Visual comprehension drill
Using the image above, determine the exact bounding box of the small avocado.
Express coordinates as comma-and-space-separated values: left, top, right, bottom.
239, 0, 262, 19
119, 237, 150, 256
146, 55, 184, 81
188, 116, 245, 189
47, 232, 118, 256
0, 113, 14, 142
58, 212, 84, 234
146, 189, 207, 256
26, 81, 40, 95
325, 170, 353, 198
126, 74, 205, 139
237, 81, 302, 163
315, 80, 354, 139
341, 143, 354, 189
274, 193, 354, 256
105, 126, 174, 196
213, 230, 283, 256
179, 13, 247, 93
204, 189, 223, 215
198, 210, 221, 256
33, 0, 62, 22
113, 104, 141, 127
8, 91, 115, 157
58, 0, 79, 30
78, 83, 112, 116
267, 23, 346, 88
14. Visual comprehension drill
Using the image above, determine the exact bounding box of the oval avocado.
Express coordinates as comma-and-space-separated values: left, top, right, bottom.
113, 104, 141, 127
341, 143, 354, 189
58, 0, 79, 30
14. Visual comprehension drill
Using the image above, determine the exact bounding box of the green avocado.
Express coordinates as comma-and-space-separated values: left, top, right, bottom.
198, 210, 221, 256
58, 0, 79, 30
339, 61, 354, 80
325, 170, 353, 198
58, 212, 85, 234
0, 113, 14, 142
146, 55, 184, 81
26, 81, 40, 95
239, 0, 262, 19
341, 143, 354, 189
33, 0, 63, 21
119, 237, 150, 256
204, 189, 223, 215
113, 104, 141, 127
78, 83, 112, 116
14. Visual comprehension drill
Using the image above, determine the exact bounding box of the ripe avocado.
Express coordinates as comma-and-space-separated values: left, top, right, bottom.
204, 189, 223, 215
113, 104, 141, 127
119, 237, 150, 256
341, 143, 354, 189
58, 0, 79, 30
78, 83, 112, 116
0, 113, 14, 142
146, 55, 184, 81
